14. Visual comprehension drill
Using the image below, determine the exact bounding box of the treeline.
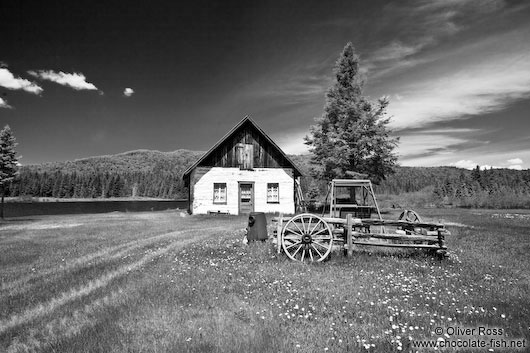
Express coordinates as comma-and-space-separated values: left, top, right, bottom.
375, 166, 464, 194
296, 158, 530, 208
5, 149, 202, 199
8, 170, 185, 199
433, 167, 530, 208
291, 158, 471, 197
4, 149, 530, 208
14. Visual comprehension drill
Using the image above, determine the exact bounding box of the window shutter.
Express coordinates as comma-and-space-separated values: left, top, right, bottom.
243, 144, 253, 169
236, 144, 244, 167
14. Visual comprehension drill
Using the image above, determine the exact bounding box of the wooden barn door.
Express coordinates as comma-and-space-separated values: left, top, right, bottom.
238, 182, 254, 214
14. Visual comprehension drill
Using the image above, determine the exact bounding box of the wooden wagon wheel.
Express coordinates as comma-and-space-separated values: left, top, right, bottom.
281, 213, 333, 262
398, 209, 424, 236
398, 209, 422, 223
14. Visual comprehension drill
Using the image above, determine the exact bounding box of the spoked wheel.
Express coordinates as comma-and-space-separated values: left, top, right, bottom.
398, 209, 423, 235
398, 209, 422, 223
281, 213, 333, 262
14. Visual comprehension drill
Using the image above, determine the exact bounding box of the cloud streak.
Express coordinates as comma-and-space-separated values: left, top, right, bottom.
507, 158, 522, 165
0, 68, 43, 94
28, 70, 98, 91
450, 157, 524, 170
0, 97, 13, 109
371, 41, 426, 62
367, 0, 507, 78
387, 26, 530, 130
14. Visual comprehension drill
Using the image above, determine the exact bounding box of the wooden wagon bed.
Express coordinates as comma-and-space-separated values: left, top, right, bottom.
272, 213, 450, 262
271, 179, 450, 262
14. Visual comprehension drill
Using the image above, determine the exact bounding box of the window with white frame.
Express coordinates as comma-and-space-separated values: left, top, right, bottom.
213, 183, 227, 204
267, 183, 279, 203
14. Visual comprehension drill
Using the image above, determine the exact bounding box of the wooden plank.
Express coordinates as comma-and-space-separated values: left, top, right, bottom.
346, 214, 353, 257
437, 229, 446, 249
359, 219, 446, 229
332, 228, 344, 235
271, 216, 350, 225
334, 204, 373, 209
352, 232, 440, 242
277, 214, 283, 254
243, 144, 253, 169
352, 241, 446, 249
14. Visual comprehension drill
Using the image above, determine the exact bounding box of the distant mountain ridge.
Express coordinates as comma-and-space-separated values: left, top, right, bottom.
28, 149, 204, 174
7, 149, 530, 208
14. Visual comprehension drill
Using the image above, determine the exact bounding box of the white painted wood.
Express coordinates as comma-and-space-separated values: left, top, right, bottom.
191, 167, 295, 215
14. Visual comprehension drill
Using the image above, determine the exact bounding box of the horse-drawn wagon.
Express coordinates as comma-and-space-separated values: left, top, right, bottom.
272, 179, 450, 262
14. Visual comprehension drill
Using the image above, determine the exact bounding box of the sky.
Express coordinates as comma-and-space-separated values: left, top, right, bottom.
1, 0, 529, 169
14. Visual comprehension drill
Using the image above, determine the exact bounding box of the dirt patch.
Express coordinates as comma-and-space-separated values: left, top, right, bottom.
491, 213, 530, 220
443, 221, 472, 228
1, 222, 83, 231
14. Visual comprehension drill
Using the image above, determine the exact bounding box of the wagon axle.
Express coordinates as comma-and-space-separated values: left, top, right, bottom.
301, 234, 313, 244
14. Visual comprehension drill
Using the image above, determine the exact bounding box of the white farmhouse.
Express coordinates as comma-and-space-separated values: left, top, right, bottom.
183, 116, 303, 215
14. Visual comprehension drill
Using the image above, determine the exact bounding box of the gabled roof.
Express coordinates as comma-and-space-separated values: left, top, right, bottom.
183, 116, 303, 179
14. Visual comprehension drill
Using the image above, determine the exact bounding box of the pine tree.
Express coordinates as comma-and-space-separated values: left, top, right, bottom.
305, 43, 398, 184
0, 125, 19, 219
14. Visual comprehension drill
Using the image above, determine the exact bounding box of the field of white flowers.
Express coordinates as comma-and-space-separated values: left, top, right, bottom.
0, 208, 528, 352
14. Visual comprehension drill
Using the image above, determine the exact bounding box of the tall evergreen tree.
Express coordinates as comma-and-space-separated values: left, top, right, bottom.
0, 125, 19, 219
305, 43, 398, 183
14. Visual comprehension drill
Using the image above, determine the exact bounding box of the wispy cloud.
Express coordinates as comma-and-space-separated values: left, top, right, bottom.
507, 158, 522, 165
450, 159, 482, 170
0, 97, 13, 109
450, 157, 525, 170
398, 133, 469, 161
387, 29, 530, 130
507, 158, 523, 170
450, 160, 504, 170
371, 41, 427, 62
274, 130, 311, 155
28, 70, 98, 91
367, 0, 507, 78
396, 126, 500, 167
241, 64, 331, 106
123, 88, 134, 97
402, 144, 530, 168
0, 68, 43, 95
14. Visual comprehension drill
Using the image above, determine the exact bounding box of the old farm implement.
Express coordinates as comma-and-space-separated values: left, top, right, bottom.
272, 179, 449, 262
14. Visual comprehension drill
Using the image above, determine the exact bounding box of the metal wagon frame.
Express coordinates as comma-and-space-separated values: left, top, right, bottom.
273, 179, 449, 262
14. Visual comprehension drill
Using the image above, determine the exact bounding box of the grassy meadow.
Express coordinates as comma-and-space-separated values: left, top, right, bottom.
0, 208, 529, 352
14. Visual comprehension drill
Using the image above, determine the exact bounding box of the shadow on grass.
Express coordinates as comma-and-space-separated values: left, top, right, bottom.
0, 218, 40, 226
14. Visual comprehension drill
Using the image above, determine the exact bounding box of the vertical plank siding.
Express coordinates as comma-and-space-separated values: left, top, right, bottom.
200, 121, 291, 169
